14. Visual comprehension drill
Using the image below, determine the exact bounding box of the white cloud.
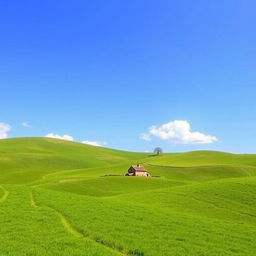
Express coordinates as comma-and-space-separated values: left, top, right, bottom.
45, 134, 107, 146
22, 122, 31, 128
82, 140, 106, 147
146, 120, 217, 144
140, 133, 151, 141
45, 133, 74, 141
0, 122, 11, 139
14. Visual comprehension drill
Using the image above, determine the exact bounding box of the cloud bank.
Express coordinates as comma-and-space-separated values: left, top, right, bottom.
142, 120, 217, 144
45, 133, 74, 141
140, 133, 151, 141
22, 122, 31, 128
0, 122, 11, 139
82, 140, 106, 147
45, 133, 106, 146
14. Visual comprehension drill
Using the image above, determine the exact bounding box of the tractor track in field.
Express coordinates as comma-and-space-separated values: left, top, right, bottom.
29, 190, 128, 256
0, 186, 9, 203
29, 191, 82, 238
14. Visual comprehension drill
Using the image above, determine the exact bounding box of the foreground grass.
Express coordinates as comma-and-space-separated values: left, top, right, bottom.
34, 187, 256, 256
41, 176, 188, 197
114, 176, 256, 225
0, 138, 256, 255
0, 186, 122, 256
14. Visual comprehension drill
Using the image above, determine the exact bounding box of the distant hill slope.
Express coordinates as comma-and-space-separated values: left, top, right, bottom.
0, 137, 147, 183
1, 137, 256, 185
144, 164, 256, 182
146, 150, 256, 166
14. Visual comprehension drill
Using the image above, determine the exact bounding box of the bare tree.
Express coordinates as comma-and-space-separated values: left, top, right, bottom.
154, 147, 163, 155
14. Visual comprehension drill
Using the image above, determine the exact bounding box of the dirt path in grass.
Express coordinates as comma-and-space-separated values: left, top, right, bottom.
30, 191, 82, 238
29, 190, 127, 255
0, 186, 9, 203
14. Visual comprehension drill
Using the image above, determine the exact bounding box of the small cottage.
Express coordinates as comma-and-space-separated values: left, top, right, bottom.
125, 164, 151, 177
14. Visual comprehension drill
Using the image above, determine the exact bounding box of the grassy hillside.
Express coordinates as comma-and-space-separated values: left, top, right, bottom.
41, 176, 188, 197
146, 150, 256, 166
33, 187, 256, 256
144, 164, 256, 182
0, 137, 256, 255
0, 137, 147, 184
114, 177, 256, 225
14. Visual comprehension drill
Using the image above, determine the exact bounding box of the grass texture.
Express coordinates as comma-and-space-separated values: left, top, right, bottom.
0, 137, 255, 255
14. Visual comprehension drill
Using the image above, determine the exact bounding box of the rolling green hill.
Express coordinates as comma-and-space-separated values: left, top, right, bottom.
0, 137, 147, 184
0, 137, 256, 255
146, 150, 256, 166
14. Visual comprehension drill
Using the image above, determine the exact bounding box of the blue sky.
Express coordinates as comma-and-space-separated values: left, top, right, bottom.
0, 0, 256, 152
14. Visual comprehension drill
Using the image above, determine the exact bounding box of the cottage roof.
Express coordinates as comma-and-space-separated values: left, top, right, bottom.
131, 165, 147, 172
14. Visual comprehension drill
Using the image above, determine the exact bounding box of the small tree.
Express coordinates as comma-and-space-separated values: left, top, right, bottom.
154, 147, 163, 155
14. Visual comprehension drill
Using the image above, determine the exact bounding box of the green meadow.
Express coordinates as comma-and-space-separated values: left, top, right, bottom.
0, 137, 256, 255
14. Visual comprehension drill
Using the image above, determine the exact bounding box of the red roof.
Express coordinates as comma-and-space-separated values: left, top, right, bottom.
130, 165, 148, 172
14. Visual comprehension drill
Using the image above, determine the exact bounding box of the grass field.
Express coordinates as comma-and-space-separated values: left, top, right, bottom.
0, 137, 256, 255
